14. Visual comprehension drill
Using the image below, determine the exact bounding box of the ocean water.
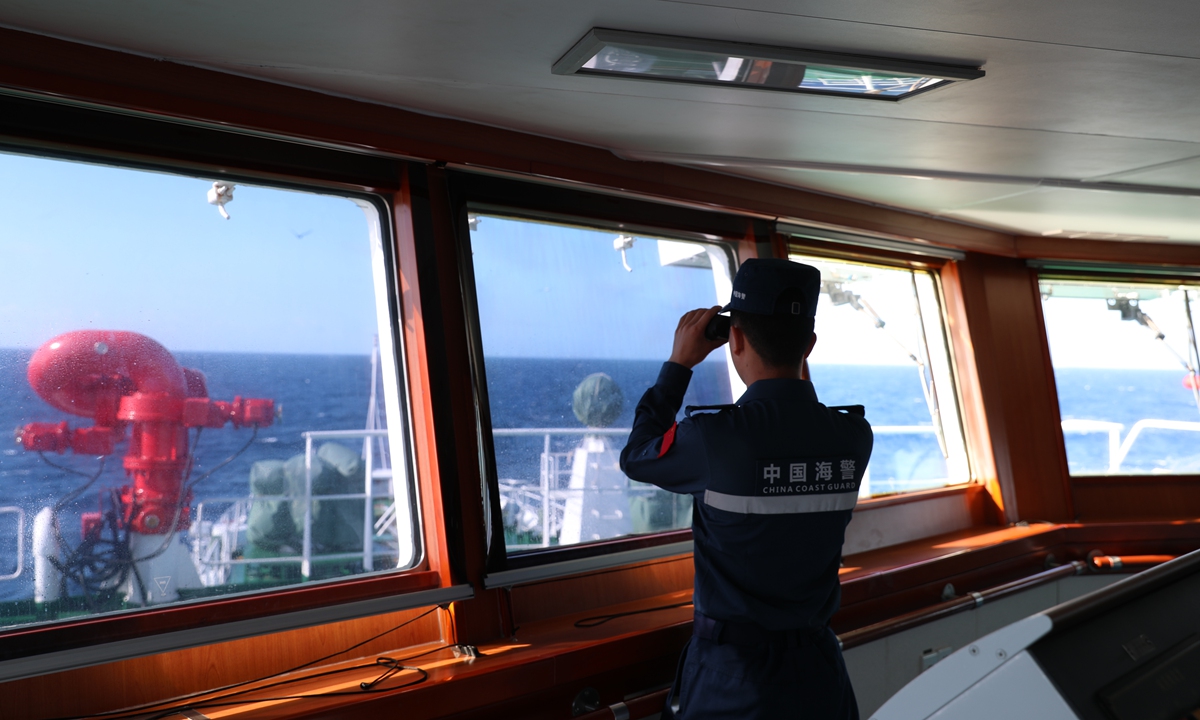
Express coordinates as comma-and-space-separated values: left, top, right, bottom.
483, 358, 734, 486
483, 360, 957, 492
1054, 367, 1200, 474
3, 350, 1200, 602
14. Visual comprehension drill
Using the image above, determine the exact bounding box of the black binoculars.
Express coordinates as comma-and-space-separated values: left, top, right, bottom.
704, 314, 730, 341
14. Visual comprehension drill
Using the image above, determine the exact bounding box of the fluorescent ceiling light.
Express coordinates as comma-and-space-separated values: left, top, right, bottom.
553, 29, 984, 101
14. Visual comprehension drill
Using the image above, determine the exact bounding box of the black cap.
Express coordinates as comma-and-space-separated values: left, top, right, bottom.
723, 259, 821, 317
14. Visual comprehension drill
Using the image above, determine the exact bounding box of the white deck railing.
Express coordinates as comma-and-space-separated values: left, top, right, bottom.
188, 418, 1200, 577
1061, 418, 1200, 473
493, 425, 945, 546
0, 507, 24, 581
192, 429, 395, 584
493, 428, 632, 547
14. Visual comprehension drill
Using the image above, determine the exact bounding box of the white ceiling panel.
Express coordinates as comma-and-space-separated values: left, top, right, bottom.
717, 167, 1200, 241
32, 7, 1200, 138
944, 187, 1200, 240
4, 1, 1200, 241
229, 62, 1200, 180
725, 169, 1040, 213
1, 1, 1199, 143
1099, 157, 1200, 190
669, 0, 1200, 59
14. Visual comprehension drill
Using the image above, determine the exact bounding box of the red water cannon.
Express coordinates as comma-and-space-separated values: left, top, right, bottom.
17, 330, 274, 534
19, 422, 118, 455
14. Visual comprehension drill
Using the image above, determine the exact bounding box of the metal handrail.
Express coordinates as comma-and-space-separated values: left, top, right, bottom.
0, 507, 24, 581
302, 430, 391, 439
1113, 419, 1200, 471
191, 429, 397, 582
1061, 418, 1200, 473
492, 425, 940, 437
301, 429, 390, 578
492, 415, 1200, 477
870, 425, 937, 434
1060, 419, 1123, 472
493, 428, 631, 436
493, 424, 951, 547
839, 561, 1088, 651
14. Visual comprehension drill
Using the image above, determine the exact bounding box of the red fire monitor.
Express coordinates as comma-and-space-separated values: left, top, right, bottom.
17, 330, 274, 534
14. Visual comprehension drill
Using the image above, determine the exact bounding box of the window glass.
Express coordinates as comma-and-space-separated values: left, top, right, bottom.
0, 151, 416, 631
469, 214, 736, 551
1042, 278, 1200, 475
791, 254, 970, 496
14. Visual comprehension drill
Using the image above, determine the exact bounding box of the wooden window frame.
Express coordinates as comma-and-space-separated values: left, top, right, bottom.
784, 235, 995, 537
1034, 265, 1200, 522
446, 170, 765, 579
452, 171, 1008, 585
0, 94, 467, 678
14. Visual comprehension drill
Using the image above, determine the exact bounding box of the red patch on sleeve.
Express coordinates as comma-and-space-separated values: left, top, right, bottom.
658, 422, 678, 458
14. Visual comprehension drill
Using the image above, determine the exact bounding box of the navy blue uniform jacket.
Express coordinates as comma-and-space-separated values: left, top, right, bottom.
620, 362, 873, 631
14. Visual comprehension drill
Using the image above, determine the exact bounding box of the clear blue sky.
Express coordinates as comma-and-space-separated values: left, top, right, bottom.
0, 150, 722, 361
0, 151, 377, 355
6, 148, 1164, 368
471, 215, 723, 360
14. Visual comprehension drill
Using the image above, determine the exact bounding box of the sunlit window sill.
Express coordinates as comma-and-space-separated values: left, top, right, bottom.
853, 482, 975, 511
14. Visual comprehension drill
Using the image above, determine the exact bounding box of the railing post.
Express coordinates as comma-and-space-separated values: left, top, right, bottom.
362, 434, 374, 572
191, 502, 203, 578
1112, 421, 1144, 472
302, 434, 314, 580
541, 433, 551, 548
1107, 426, 1122, 474
0, 508, 24, 581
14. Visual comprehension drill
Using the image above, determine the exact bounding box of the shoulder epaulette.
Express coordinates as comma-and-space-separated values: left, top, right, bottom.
829, 404, 866, 417
685, 403, 737, 418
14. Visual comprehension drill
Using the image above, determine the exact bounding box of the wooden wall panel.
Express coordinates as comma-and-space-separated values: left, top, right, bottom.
940, 262, 1005, 519
394, 177, 453, 592
394, 175, 461, 650
844, 487, 991, 555
955, 254, 1074, 522
1073, 477, 1200, 521
655, 165, 1013, 255
510, 557, 694, 628
1016, 235, 1200, 267
0, 606, 443, 720
409, 166, 504, 645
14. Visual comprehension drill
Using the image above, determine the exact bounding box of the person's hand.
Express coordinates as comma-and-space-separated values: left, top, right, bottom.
668, 306, 726, 369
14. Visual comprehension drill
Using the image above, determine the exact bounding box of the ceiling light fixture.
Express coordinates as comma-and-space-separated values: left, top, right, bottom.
552, 29, 984, 101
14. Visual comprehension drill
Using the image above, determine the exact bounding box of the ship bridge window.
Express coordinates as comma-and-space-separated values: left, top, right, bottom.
790, 253, 971, 496
467, 213, 737, 554
0, 150, 419, 632
1041, 277, 1200, 475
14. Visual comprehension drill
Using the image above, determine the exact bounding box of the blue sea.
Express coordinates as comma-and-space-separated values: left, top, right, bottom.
1053, 367, 1200, 474
3, 350, 1200, 602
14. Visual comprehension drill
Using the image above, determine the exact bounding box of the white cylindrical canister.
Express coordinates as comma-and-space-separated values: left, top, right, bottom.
33, 507, 62, 603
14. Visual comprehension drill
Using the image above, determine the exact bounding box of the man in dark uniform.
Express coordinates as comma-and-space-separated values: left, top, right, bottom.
620, 258, 872, 719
